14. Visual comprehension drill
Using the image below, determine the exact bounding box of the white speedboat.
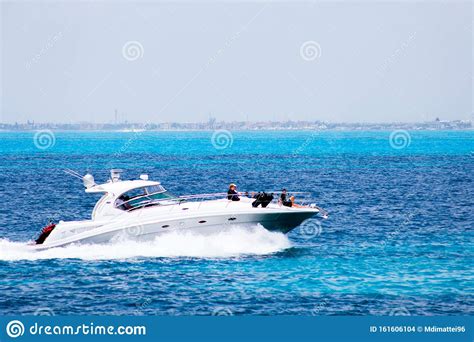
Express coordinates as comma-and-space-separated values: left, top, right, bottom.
31, 170, 327, 250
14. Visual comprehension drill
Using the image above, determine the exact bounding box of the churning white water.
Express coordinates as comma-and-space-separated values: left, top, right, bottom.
0, 224, 291, 261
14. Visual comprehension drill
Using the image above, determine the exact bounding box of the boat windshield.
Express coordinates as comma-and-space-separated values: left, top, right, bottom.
115, 185, 180, 210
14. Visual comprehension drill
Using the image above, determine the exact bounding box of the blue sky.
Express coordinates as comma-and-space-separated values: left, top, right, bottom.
1, 1, 472, 123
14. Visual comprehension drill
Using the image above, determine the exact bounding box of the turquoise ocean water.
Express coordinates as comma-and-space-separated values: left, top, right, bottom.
0, 130, 472, 315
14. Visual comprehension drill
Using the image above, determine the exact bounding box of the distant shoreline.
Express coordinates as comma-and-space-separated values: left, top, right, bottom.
0, 128, 472, 133
1, 119, 471, 132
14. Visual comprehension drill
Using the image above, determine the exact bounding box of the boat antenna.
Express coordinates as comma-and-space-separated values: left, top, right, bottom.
64, 169, 83, 180
64, 169, 96, 188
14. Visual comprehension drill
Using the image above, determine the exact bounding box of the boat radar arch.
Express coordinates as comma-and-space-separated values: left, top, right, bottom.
110, 169, 123, 183
82, 173, 96, 189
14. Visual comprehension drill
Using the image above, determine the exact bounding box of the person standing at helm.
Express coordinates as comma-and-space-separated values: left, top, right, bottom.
227, 183, 240, 201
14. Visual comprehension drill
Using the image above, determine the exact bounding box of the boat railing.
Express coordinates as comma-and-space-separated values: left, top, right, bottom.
177, 191, 329, 217
180, 191, 312, 200
120, 191, 326, 215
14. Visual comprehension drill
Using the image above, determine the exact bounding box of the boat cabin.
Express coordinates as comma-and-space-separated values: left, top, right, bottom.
114, 184, 179, 210
83, 171, 180, 219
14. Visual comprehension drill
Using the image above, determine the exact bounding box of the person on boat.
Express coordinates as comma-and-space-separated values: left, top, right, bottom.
227, 183, 240, 201
116, 194, 131, 210
280, 189, 293, 207
289, 195, 304, 208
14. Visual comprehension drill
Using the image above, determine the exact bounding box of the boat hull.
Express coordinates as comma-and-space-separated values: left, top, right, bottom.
32, 208, 319, 250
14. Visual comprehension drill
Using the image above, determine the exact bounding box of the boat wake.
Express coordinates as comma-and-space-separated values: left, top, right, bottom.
0, 224, 291, 261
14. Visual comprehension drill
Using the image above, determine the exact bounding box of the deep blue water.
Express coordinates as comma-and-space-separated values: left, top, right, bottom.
0, 130, 472, 315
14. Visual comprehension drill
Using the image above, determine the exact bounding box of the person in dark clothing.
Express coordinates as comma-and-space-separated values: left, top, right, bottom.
227, 183, 240, 201
116, 194, 132, 210
280, 188, 293, 207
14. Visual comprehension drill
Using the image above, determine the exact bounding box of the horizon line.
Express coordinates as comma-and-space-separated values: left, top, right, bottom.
1, 118, 472, 125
